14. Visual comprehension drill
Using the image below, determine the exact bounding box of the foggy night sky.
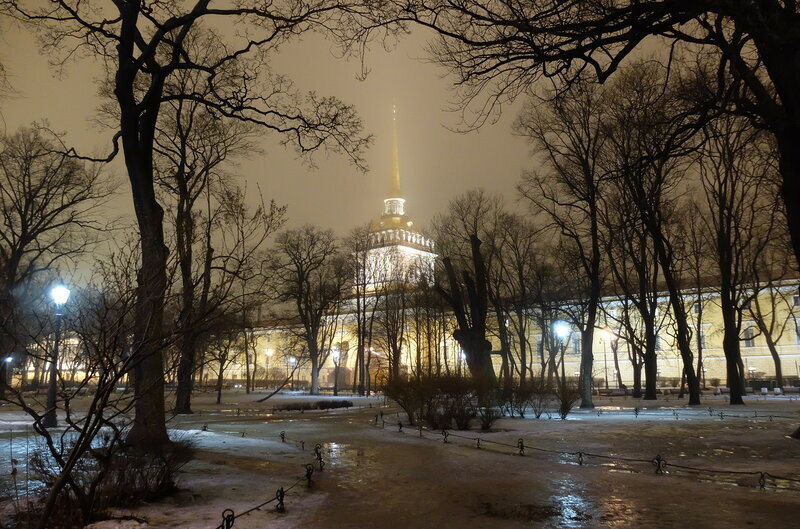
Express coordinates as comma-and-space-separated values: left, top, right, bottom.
0, 22, 532, 235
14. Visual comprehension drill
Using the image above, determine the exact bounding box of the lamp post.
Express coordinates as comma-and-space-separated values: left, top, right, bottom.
553, 321, 570, 383
265, 348, 274, 389
288, 356, 297, 391
43, 285, 70, 428
599, 327, 616, 390
332, 349, 340, 396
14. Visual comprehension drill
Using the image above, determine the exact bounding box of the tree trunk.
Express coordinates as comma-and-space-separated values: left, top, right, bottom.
611, 342, 624, 389
117, 17, 170, 449
454, 330, 495, 390
763, 334, 784, 389
631, 362, 642, 399
650, 232, 701, 405
720, 301, 746, 405
174, 332, 196, 414
643, 324, 657, 400
310, 354, 320, 395
579, 326, 595, 409
216, 365, 224, 404
127, 226, 170, 448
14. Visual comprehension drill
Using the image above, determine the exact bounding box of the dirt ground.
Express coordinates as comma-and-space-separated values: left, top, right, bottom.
2, 391, 799, 528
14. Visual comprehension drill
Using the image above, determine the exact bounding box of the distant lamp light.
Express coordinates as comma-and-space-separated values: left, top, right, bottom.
4, 356, 12, 363
600, 327, 618, 342
553, 321, 570, 339
266, 348, 274, 357
289, 356, 297, 365
460, 352, 467, 362
333, 350, 341, 362
50, 285, 71, 306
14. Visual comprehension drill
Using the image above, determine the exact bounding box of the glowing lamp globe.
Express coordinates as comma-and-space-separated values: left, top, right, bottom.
553, 321, 570, 339
51, 285, 71, 306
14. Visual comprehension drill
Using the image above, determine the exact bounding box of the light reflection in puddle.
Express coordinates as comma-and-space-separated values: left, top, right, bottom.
549, 480, 593, 528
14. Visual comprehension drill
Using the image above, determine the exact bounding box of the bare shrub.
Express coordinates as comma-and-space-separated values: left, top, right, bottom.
530, 378, 552, 419
384, 375, 477, 430
555, 380, 581, 420
383, 377, 422, 425
477, 390, 503, 430
439, 375, 476, 430
508, 380, 536, 418
27, 432, 194, 526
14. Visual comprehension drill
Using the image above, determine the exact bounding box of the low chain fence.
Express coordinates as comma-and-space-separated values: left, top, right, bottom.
373, 416, 800, 493
211, 431, 327, 529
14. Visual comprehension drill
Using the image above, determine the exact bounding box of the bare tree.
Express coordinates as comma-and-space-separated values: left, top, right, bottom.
435, 234, 496, 391
270, 225, 348, 394
487, 213, 542, 385
599, 181, 661, 399
373, 257, 413, 381
602, 62, 703, 405
745, 242, 799, 390
380, 1, 800, 276
343, 223, 382, 394
204, 327, 244, 405
516, 80, 609, 408
0, 238, 178, 528
8, 0, 371, 449
432, 190, 504, 390
696, 115, 781, 404
0, 126, 107, 398
680, 200, 716, 390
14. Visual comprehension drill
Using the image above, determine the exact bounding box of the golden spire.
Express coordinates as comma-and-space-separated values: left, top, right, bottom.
390, 104, 401, 198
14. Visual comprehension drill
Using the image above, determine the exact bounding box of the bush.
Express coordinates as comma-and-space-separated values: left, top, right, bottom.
26, 433, 194, 526
477, 395, 502, 431
554, 380, 581, 420
438, 375, 476, 430
384, 375, 477, 430
275, 399, 353, 412
530, 378, 552, 419
508, 380, 536, 418
316, 400, 353, 410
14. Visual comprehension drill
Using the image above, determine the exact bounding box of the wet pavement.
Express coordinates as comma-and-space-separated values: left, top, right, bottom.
2, 394, 799, 527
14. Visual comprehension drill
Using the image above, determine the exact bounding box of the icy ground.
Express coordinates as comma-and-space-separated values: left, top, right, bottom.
2, 392, 800, 528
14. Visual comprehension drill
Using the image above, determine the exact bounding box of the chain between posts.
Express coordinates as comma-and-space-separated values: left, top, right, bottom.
376, 420, 799, 493
212, 432, 328, 528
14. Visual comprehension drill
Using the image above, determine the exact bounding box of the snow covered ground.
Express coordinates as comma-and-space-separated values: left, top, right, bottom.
2, 391, 799, 528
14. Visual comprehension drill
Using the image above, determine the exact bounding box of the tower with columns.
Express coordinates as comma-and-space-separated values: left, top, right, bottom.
365, 106, 437, 289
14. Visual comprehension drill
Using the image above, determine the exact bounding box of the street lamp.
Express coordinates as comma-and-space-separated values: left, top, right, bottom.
553, 321, 570, 382
332, 349, 341, 396
288, 356, 297, 391
265, 348, 274, 389
599, 327, 619, 390
44, 284, 70, 428
553, 321, 570, 340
